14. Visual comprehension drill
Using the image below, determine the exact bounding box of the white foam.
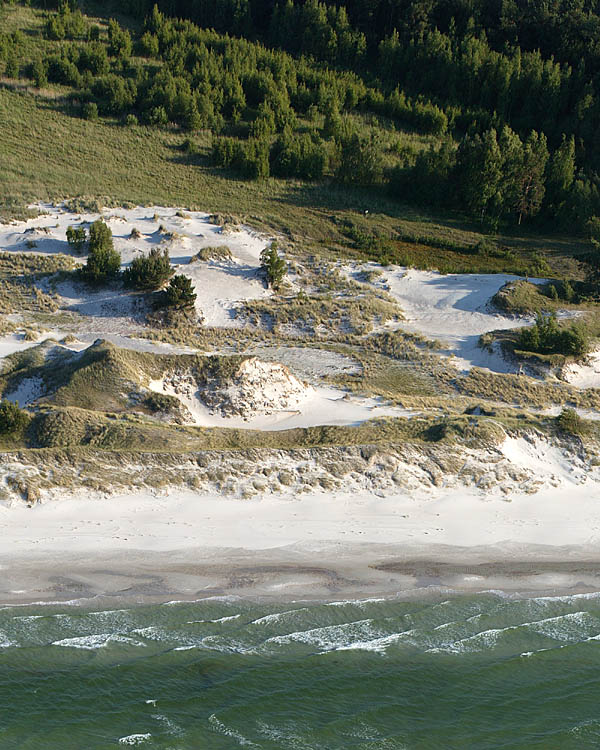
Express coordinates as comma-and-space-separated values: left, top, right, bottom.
250, 609, 309, 626
208, 715, 260, 747
52, 633, 146, 650
187, 614, 241, 624
151, 713, 184, 736
266, 618, 386, 652
118, 734, 152, 745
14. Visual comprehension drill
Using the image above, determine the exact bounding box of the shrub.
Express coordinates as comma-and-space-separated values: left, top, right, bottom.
518, 312, 589, 357
125, 113, 138, 127
270, 132, 328, 180
123, 247, 173, 290
260, 242, 286, 288
82, 101, 98, 121
147, 105, 168, 126
66, 224, 87, 253
81, 220, 120, 282
164, 274, 197, 308
144, 392, 180, 413
556, 408, 587, 436
335, 131, 383, 185
30, 58, 48, 88
0, 400, 29, 435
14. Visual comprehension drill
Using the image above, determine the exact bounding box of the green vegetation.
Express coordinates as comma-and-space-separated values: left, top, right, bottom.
0, 251, 74, 315
556, 408, 588, 437
2, 0, 598, 248
164, 274, 196, 308
518, 313, 589, 358
190, 246, 232, 262
0, 399, 30, 434
65, 224, 87, 253
80, 219, 120, 282
492, 280, 583, 316
123, 247, 173, 290
143, 391, 181, 414
260, 243, 286, 289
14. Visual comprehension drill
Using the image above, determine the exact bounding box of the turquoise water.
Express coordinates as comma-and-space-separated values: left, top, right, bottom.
1, 591, 599, 749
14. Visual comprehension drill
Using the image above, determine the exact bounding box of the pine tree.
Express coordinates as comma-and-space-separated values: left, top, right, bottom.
81, 220, 121, 282
164, 274, 197, 308
514, 131, 549, 224
260, 243, 286, 288
457, 129, 502, 221
123, 248, 173, 290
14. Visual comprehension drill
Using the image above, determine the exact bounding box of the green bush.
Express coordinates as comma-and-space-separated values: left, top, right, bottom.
556, 408, 587, 436
0, 400, 30, 435
30, 58, 48, 88
82, 101, 98, 121
66, 224, 87, 253
260, 242, 286, 288
335, 131, 383, 185
270, 132, 328, 180
144, 392, 180, 413
81, 220, 121, 282
164, 274, 197, 308
518, 312, 589, 357
123, 247, 173, 290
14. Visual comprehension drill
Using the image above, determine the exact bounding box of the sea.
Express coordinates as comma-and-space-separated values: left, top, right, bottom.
1, 591, 599, 749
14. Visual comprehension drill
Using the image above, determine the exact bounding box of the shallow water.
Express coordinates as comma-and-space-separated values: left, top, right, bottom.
1, 592, 599, 749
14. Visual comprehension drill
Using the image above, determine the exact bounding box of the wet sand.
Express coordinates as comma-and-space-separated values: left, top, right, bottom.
2, 541, 600, 606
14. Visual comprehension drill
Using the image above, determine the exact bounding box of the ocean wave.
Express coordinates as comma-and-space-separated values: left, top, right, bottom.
257, 720, 317, 749
250, 608, 309, 626
526, 611, 600, 641
426, 627, 508, 654
0, 631, 17, 648
531, 591, 600, 605
52, 633, 147, 650
425, 611, 600, 654
208, 715, 259, 747
198, 635, 259, 655
324, 597, 387, 608
151, 713, 184, 736
118, 733, 152, 745
162, 595, 241, 606
187, 614, 241, 624
330, 630, 416, 654
265, 618, 388, 651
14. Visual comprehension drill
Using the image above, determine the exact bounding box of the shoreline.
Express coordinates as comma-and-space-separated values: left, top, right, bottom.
1, 484, 600, 606
3, 544, 600, 607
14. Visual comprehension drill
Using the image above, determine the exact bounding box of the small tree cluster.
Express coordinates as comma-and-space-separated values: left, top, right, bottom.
518, 312, 589, 357
81, 219, 121, 282
123, 248, 173, 290
260, 242, 286, 288
45, 1, 86, 41
212, 136, 270, 179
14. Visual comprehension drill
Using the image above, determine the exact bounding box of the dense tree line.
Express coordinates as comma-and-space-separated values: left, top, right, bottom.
11, 0, 600, 231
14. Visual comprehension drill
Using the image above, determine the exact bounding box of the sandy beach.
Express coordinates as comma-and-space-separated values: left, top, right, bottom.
2, 484, 600, 605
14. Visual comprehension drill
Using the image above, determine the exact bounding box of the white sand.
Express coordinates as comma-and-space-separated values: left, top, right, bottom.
561, 349, 600, 389
1, 203, 272, 329
346, 265, 548, 373
149, 372, 417, 430
3, 205, 600, 600
0, 478, 598, 557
